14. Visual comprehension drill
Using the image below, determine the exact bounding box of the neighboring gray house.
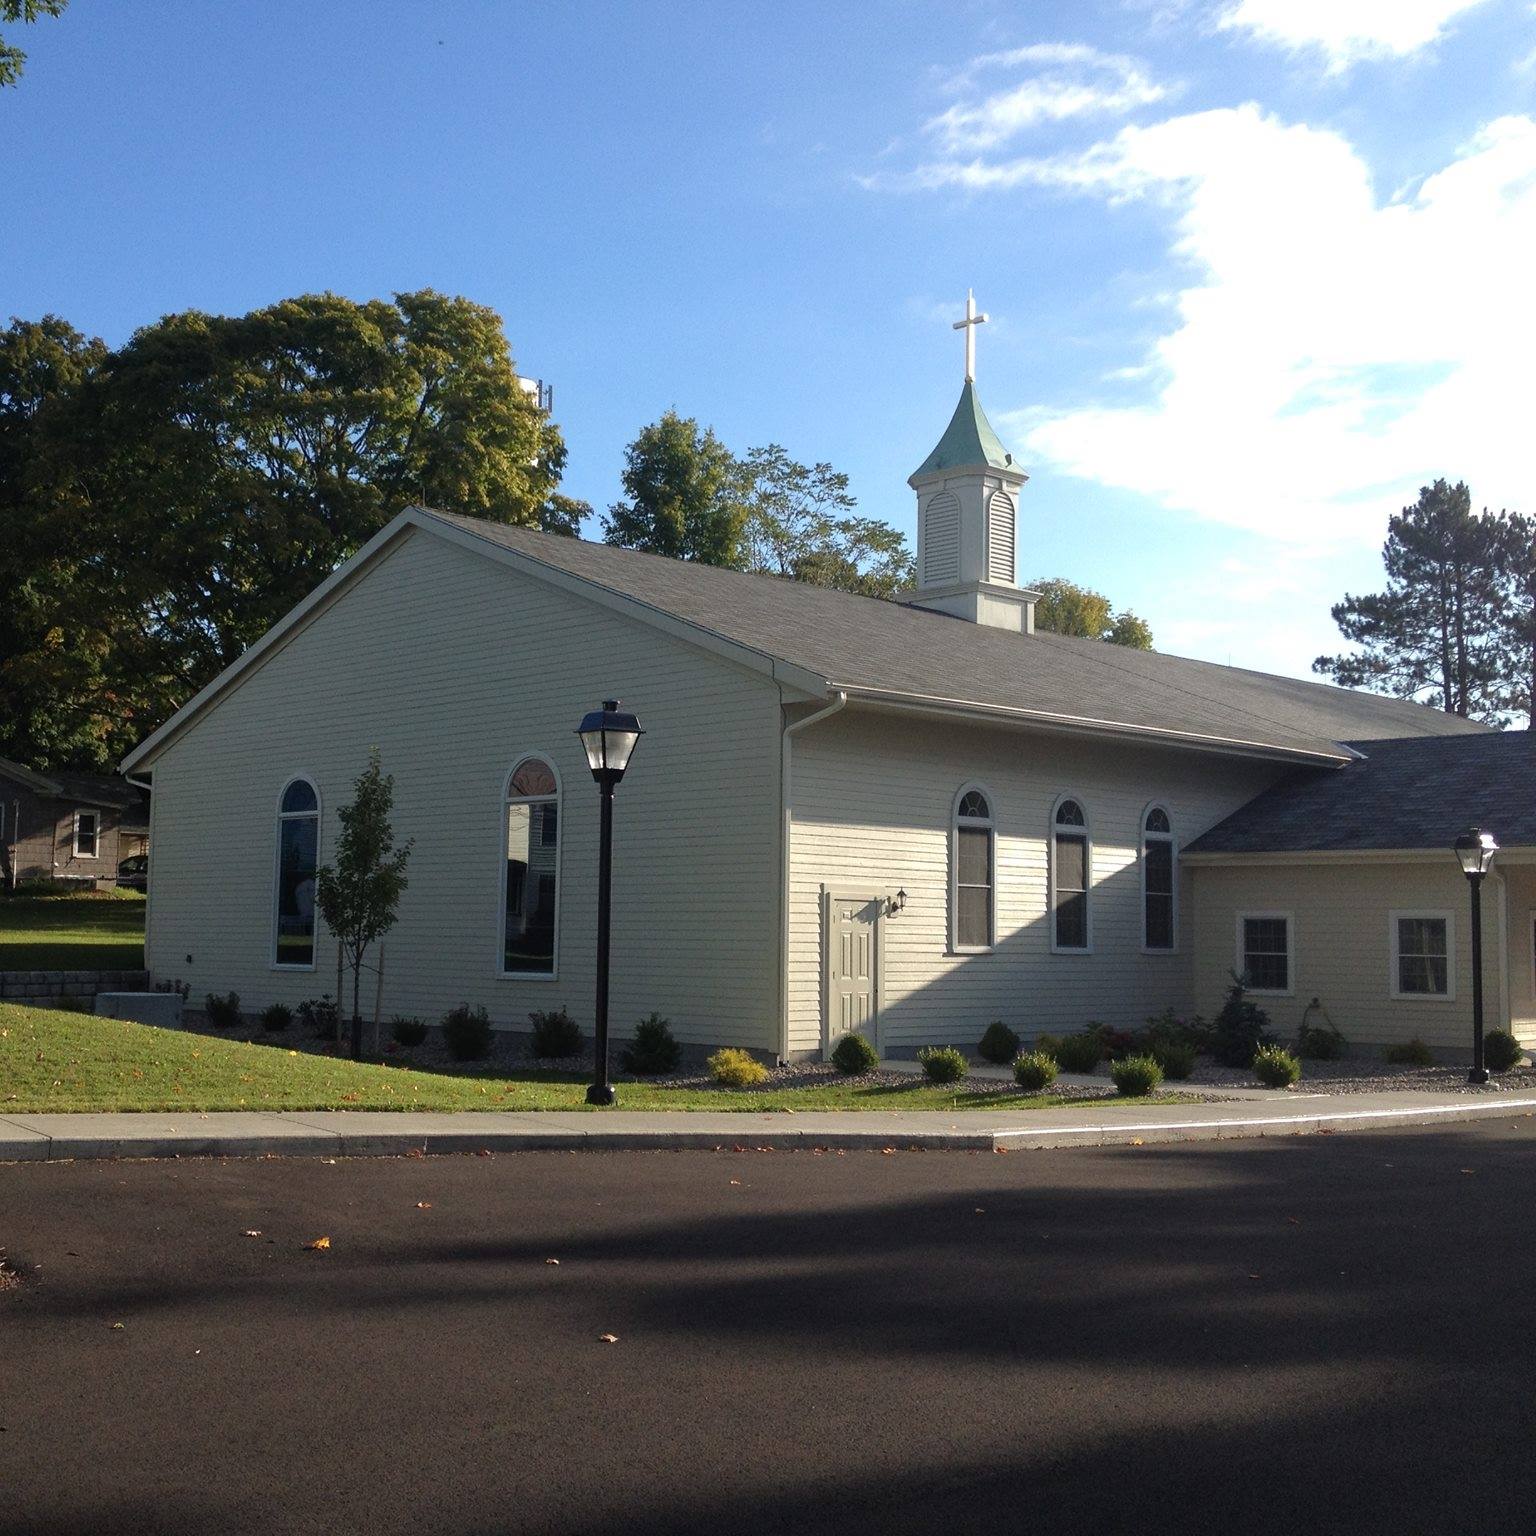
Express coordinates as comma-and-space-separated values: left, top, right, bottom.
0, 756, 149, 890
121, 373, 1514, 1062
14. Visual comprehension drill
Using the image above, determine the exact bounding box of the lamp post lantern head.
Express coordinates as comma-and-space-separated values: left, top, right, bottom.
1454, 826, 1499, 879
577, 699, 644, 786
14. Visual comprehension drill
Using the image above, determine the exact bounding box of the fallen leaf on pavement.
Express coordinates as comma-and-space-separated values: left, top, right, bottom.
545, 1258, 560, 1266
881, 1148, 896, 1155
414, 1202, 432, 1210
729, 1179, 742, 1186
405, 1147, 425, 1159
304, 1236, 332, 1251
598, 1333, 618, 1344
111, 1322, 125, 1330
1460, 1168, 1476, 1174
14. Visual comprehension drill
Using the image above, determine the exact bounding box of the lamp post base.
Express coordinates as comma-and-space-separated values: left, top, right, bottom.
585, 1083, 617, 1107
1468, 1067, 1493, 1085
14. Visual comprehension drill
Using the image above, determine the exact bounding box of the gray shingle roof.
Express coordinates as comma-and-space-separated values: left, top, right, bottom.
422, 510, 1486, 763
1185, 733, 1536, 854
0, 755, 146, 813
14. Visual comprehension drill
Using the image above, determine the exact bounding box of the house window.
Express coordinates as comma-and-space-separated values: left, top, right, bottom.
952, 785, 994, 951
1238, 913, 1291, 993
504, 756, 560, 977
1051, 797, 1090, 951
1392, 912, 1453, 999
74, 810, 100, 859
274, 778, 320, 968
1142, 805, 1175, 951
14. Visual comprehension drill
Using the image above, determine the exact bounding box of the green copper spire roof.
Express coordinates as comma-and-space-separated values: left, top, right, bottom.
909, 379, 1017, 481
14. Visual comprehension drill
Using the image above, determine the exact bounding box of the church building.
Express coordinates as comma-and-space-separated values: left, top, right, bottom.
122, 310, 1532, 1063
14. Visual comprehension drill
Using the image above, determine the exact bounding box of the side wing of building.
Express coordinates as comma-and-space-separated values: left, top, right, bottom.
785, 707, 1283, 1057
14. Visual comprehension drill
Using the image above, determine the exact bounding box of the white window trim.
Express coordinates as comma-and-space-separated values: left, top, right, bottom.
498, 753, 562, 982
1048, 792, 1093, 955
1389, 908, 1456, 1002
949, 781, 997, 954
1235, 910, 1294, 997
72, 808, 100, 859
272, 774, 322, 972
1139, 801, 1177, 955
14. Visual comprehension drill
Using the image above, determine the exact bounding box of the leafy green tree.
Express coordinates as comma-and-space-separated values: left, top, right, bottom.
0, 316, 110, 768
1313, 480, 1507, 722
741, 445, 914, 598
7, 290, 578, 767
1, 0, 65, 88
314, 750, 413, 1058
602, 411, 747, 565
1032, 577, 1154, 649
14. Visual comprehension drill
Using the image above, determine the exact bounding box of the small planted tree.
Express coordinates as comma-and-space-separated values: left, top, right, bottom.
315, 749, 412, 1058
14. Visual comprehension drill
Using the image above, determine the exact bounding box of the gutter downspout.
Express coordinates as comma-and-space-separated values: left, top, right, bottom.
779, 690, 847, 1063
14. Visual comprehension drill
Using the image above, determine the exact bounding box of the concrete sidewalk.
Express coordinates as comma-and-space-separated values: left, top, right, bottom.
3, 1089, 1535, 1160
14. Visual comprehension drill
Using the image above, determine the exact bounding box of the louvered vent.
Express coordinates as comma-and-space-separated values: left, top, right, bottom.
986, 490, 1015, 584
922, 491, 960, 585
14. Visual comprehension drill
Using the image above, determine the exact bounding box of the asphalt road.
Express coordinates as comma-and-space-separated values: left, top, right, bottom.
4, 1122, 1536, 1536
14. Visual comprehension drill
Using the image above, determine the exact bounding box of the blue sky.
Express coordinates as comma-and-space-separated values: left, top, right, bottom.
9, 0, 1536, 678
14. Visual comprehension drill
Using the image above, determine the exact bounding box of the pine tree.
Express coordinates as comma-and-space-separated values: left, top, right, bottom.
1314, 480, 1507, 723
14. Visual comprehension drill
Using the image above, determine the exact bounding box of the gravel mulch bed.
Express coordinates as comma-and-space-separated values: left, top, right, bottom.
1177, 1058, 1536, 1096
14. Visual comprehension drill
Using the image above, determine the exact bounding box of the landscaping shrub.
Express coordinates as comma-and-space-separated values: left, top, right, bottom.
978, 1021, 1020, 1065
620, 1013, 681, 1076
1294, 999, 1346, 1060
442, 1003, 493, 1061
708, 1048, 769, 1087
297, 995, 338, 1039
1111, 1054, 1163, 1097
1012, 1051, 1059, 1092
204, 991, 242, 1029
1033, 1033, 1063, 1062
259, 1002, 292, 1034
1212, 974, 1275, 1067
390, 1015, 428, 1048
1484, 1030, 1523, 1072
1384, 1038, 1435, 1067
529, 1007, 582, 1059
917, 1045, 968, 1084
1093, 1023, 1140, 1060
1053, 1033, 1105, 1074
1144, 1006, 1212, 1054
1252, 1045, 1301, 1088
831, 1032, 879, 1075
1152, 1041, 1196, 1080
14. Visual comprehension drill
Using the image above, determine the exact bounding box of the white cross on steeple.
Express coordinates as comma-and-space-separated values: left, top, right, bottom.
952, 289, 989, 383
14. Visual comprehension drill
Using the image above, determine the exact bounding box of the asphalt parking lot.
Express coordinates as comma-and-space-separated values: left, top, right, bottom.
5, 1120, 1536, 1536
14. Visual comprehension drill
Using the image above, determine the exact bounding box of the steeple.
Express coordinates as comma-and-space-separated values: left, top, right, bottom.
905, 293, 1037, 633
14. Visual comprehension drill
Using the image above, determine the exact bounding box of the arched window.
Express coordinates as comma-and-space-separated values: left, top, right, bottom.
1142, 805, 1175, 951
274, 777, 320, 968
502, 756, 560, 977
952, 785, 995, 952
1050, 797, 1091, 952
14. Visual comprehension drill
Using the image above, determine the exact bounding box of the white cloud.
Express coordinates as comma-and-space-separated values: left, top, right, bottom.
1217, 0, 1494, 71
940, 106, 1536, 544
923, 42, 1167, 152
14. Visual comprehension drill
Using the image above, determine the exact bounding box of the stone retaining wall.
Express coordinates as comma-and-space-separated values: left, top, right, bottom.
0, 969, 150, 1006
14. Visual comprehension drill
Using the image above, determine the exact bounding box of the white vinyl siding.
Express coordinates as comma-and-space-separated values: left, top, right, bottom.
1192, 862, 1509, 1052
143, 528, 783, 1053
785, 707, 1281, 1055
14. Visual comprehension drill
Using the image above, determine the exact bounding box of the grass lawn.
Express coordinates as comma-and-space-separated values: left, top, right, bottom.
0, 890, 146, 970
0, 1002, 1116, 1114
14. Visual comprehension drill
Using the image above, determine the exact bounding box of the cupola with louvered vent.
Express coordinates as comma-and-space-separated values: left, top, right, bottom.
906, 362, 1036, 633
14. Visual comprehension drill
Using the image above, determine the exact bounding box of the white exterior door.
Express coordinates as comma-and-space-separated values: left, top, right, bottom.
826, 892, 880, 1051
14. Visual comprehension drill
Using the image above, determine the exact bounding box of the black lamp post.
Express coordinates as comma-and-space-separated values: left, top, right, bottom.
1454, 826, 1499, 1085
576, 699, 644, 1107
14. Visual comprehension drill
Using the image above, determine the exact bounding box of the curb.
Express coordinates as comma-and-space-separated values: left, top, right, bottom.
3, 1095, 1536, 1161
